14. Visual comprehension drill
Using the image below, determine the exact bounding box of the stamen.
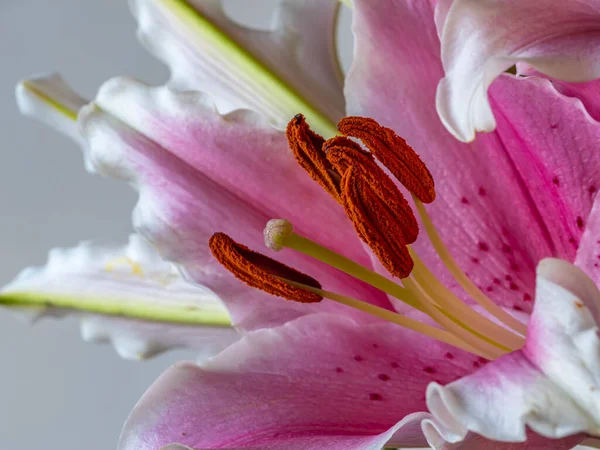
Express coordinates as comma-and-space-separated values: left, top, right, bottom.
265, 219, 422, 310
413, 199, 528, 336
209, 232, 322, 303
286, 114, 341, 202
341, 167, 414, 277
337, 116, 436, 203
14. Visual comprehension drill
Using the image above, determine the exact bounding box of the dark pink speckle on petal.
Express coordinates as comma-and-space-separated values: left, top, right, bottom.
378, 374, 390, 381
369, 393, 383, 401
478, 187, 486, 196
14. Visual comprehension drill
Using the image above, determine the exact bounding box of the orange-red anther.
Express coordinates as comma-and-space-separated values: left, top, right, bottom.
324, 136, 419, 245
340, 167, 415, 278
338, 116, 436, 203
209, 233, 322, 303
286, 114, 341, 203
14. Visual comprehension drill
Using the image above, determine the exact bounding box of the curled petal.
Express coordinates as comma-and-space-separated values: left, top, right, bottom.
16, 73, 87, 143
425, 259, 600, 447
131, 0, 343, 135
436, 0, 600, 141
0, 234, 238, 360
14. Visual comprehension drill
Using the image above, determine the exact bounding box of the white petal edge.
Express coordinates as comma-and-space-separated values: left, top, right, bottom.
16, 73, 87, 143
0, 234, 239, 360
423, 259, 600, 447
130, 0, 342, 135
436, 0, 600, 142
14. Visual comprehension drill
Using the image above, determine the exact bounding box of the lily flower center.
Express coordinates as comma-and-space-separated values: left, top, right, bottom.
211, 115, 528, 360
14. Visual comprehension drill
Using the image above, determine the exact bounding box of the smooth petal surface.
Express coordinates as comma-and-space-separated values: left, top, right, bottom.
131, 0, 343, 135
16, 73, 86, 143
0, 234, 238, 360
119, 313, 480, 450
425, 259, 600, 447
346, 0, 600, 314
80, 77, 390, 331
436, 0, 600, 141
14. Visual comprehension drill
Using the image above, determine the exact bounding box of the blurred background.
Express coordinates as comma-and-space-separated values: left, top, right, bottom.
0, 1, 351, 448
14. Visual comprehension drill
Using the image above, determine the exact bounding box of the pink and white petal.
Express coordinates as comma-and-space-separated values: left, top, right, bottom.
346, 0, 600, 314
436, 0, 600, 142
16, 73, 87, 143
425, 259, 600, 447
0, 234, 238, 360
92, 76, 371, 272
79, 98, 391, 331
119, 313, 479, 450
131, 0, 343, 134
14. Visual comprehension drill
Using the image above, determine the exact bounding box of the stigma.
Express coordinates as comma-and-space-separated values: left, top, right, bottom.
210, 115, 528, 360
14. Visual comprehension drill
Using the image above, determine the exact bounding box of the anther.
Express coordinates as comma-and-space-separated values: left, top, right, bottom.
341, 166, 414, 278
209, 232, 322, 303
286, 114, 341, 202
338, 116, 436, 203
324, 136, 419, 245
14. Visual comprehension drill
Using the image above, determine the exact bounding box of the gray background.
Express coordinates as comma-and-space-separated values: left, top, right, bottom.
0, 1, 592, 450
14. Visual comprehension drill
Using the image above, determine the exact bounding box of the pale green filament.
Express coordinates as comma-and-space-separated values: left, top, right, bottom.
283, 279, 490, 358
281, 232, 422, 310
413, 198, 528, 336
409, 250, 525, 350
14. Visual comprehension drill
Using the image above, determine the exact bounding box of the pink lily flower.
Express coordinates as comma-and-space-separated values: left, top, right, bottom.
8, 0, 600, 449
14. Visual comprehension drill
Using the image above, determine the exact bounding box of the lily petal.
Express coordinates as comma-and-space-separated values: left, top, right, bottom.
15, 73, 86, 143
575, 195, 600, 323
0, 234, 238, 360
436, 0, 600, 141
346, 0, 600, 314
119, 313, 478, 450
79, 77, 390, 331
131, 0, 343, 135
425, 259, 600, 447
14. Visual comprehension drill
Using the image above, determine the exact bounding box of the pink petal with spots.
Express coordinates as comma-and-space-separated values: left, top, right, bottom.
436, 0, 600, 142
425, 259, 600, 448
346, 0, 600, 314
119, 313, 478, 450
79, 78, 390, 331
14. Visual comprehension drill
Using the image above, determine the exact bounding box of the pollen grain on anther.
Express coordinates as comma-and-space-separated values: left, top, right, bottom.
209, 232, 322, 303
337, 116, 435, 203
